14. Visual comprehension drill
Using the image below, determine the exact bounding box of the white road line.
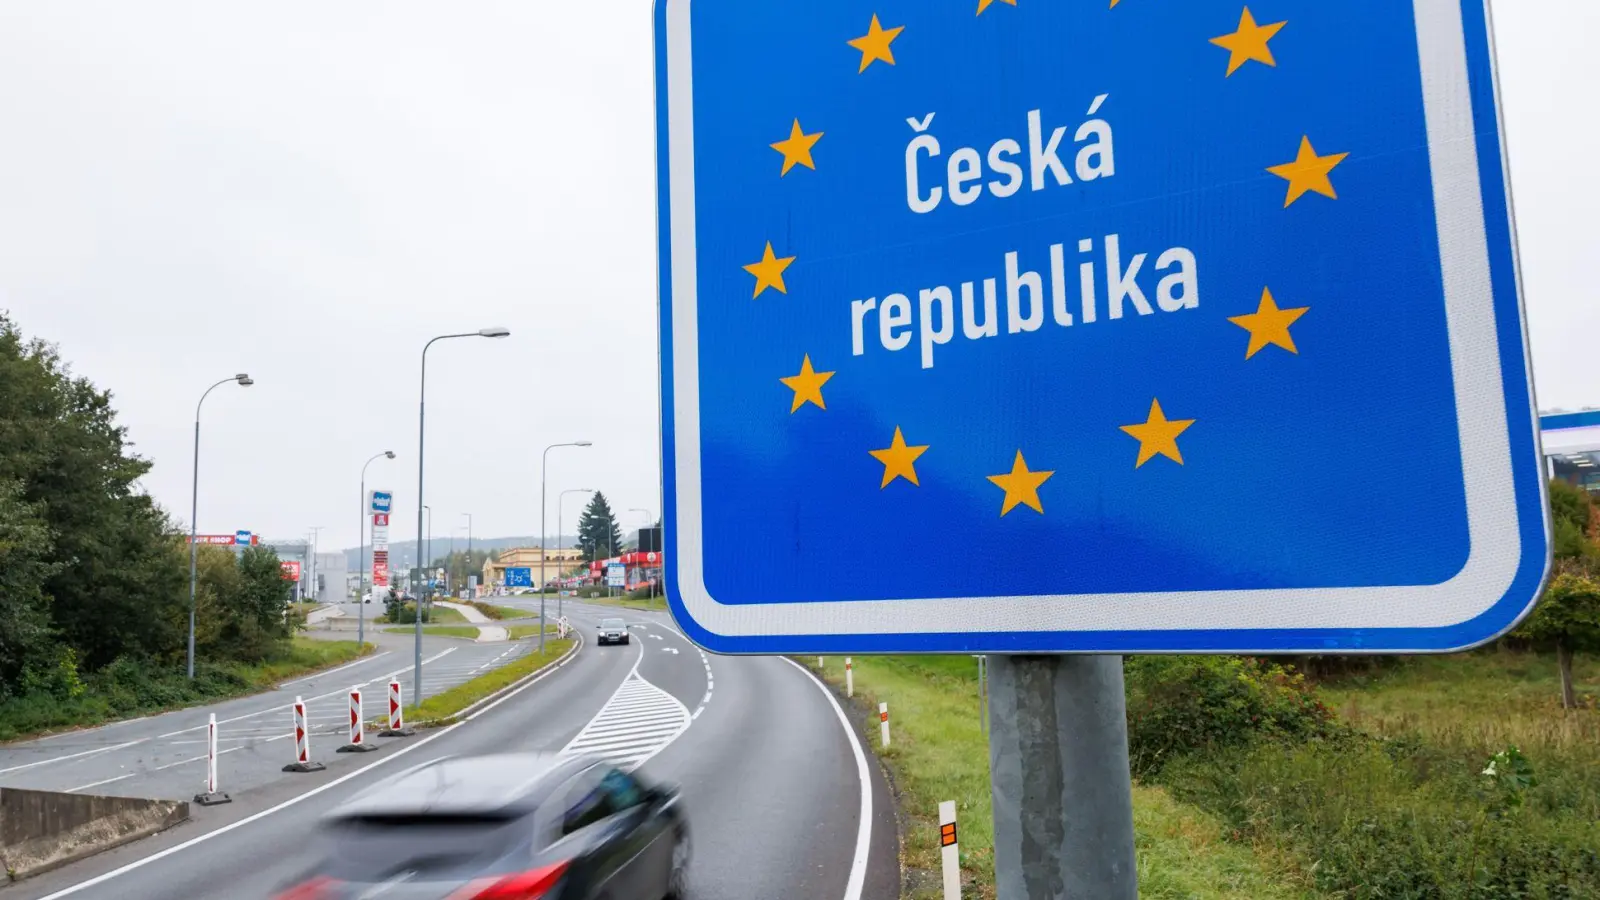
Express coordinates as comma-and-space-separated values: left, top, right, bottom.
0, 739, 147, 776
782, 657, 872, 900
63, 773, 135, 794
559, 642, 690, 771
35, 635, 584, 900
278, 651, 392, 687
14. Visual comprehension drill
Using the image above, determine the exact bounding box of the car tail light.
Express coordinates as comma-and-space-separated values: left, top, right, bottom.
273, 876, 343, 900
446, 860, 570, 899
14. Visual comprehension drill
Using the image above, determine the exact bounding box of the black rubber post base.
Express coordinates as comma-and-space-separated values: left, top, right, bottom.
337, 742, 381, 753
282, 761, 327, 773
193, 791, 232, 806
378, 727, 415, 737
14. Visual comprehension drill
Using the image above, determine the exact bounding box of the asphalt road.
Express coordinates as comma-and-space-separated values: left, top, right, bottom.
5, 601, 900, 900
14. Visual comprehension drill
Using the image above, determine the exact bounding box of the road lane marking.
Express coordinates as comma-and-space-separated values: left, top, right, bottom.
0, 740, 147, 776
560, 641, 690, 771
782, 657, 873, 900
35, 634, 584, 900
63, 773, 135, 794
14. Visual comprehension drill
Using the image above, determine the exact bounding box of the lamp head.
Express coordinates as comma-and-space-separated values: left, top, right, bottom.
478, 327, 511, 338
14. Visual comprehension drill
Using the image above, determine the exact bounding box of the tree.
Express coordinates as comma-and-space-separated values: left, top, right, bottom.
0, 316, 188, 668
1513, 480, 1600, 708
1516, 567, 1600, 709
0, 481, 61, 698
577, 492, 623, 562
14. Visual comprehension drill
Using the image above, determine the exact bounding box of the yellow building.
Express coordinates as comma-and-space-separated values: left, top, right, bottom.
483, 546, 586, 588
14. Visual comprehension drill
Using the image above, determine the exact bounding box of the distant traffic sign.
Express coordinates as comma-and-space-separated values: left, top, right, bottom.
369, 490, 393, 514
505, 567, 534, 588
606, 563, 626, 589
656, 1, 1549, 654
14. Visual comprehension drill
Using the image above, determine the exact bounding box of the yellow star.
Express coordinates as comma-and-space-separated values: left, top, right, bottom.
779, 355, 834, 413
770, 120, 824, 176
1228, 287, 1309, 359
1266, 136, 1348, 207
977, 0, 1016, 14
1210, 7, 1286, 76
1120, 400, 1196, 468
986, 451, 1055, 516
848, 15, 903, 73
869, 426, 929, 488
743, 242, 796, 298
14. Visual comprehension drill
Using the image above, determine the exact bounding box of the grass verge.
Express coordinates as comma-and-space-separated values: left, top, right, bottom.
802, 656, 1303, 899
405, 637, 576, 726
578, 595, 667, 611
0, 638, 372, 742
462, 600, 528, 621
508, 625, 555, 640
383, 625, 481, 640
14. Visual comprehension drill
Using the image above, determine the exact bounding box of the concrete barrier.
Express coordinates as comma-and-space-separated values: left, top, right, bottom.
0, 787, 188, 881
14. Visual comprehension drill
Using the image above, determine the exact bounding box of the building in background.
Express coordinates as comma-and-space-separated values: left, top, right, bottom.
482, 546, 586, 589
1542, 409, 1600, 492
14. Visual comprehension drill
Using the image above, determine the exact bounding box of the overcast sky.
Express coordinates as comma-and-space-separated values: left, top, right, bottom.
0, 2, 1594, 552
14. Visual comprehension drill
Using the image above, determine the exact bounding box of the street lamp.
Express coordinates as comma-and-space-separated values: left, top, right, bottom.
422, 504, 432, 600
414, 328, 509, 704
308, 526, 325, 602
541, 441, 592, 653
359, 450, 395, 647
462, 512, 473, 599
187, 373, 253, 680
558, 489, 594, 617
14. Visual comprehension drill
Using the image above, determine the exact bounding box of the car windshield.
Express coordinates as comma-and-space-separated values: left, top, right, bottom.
602, 618, 625, 629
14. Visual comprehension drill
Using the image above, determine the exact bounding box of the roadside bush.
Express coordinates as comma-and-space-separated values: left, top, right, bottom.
466, 600, 504, 620
625, 586, 658, 602
384, 603, 437, 625
1124, 655, 1340, 776
1162, 739, 1600, 898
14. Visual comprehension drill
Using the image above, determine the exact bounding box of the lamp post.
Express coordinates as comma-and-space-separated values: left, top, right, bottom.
558, 489, 594, 618
423, 504, 432, 601
541, 442, 592, 653
359, 451, 395, 647
307, 526, 324, 602
462, 512, 473, 599
414, 327, 509, 704
187, 373, 253, 680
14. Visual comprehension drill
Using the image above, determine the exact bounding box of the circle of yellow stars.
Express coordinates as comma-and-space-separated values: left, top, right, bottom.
745, 4, 1343, 516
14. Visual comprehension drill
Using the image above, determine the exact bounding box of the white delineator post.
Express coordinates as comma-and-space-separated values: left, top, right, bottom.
192, 713, 231, 805
283, 695, 326, 772
339, 687, 379, 753
846, 657, 854, 698
380, 679, 414, 737
939, 800, 960, 899
880, 702, 891, 749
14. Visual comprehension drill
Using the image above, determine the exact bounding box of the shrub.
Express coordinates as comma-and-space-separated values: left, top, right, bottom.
1124, 655, 1339, 776
1161, 740, 1600, 898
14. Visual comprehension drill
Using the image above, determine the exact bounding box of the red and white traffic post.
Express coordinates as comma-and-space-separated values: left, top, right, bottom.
193, 712, 232, 805
879, 701, 891, 749
338, 686, 379, 753
380, 679, 414, 737
283, 695, 326, 773
939, 800, 960, 899
846, 657, 854, 698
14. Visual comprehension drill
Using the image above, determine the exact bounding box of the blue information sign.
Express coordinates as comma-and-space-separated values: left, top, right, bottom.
505, 567, 534, 588
655, 1, 1549, 654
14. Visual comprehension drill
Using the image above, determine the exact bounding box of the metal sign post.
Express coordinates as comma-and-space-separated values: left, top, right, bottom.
655, 2, 1545, 896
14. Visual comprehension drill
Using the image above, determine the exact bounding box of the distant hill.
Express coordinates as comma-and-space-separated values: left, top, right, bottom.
341, 535, 578, 570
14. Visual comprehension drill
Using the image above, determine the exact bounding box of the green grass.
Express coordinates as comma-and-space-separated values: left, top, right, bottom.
1318, 648, 1600, 756
803, 656, 1301, 899
460, 601, 529, 621
579, 594, 667, 611
508, 625, 556, 640
384, 625, 480, 640
406, 637, 576, 725
0, 638, 372, 742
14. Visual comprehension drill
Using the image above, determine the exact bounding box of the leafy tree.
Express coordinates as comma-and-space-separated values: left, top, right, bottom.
1515, 567, 1600, 709
577, 492, 622, 562
1512, 480, 1600, 708
429, 549, 491, 594
0, 315, 188, 668
0, 481, 61, 698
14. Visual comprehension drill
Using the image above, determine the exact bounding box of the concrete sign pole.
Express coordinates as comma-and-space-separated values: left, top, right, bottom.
986, 655, 1136, 900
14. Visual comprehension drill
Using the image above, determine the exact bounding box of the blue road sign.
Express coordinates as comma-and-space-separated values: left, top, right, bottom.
234, 530, 251, 546
369, 490, 393, 514
505, 567, 534, 588
655, 1, 1549, 654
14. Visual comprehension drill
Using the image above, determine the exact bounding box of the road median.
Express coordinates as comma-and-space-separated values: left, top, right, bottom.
378, 631, 579, 729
